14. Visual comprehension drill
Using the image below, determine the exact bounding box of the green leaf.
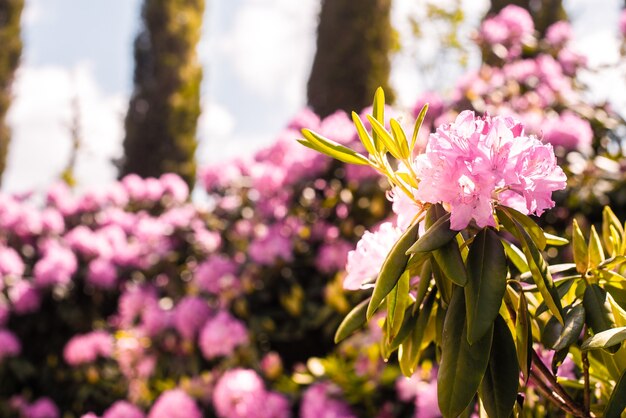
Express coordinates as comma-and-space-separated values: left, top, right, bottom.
603, 206, 624, 256
581, 326, 626, 350
432, 258, 452, 306
367, 221, 421, 319
299, 130, 370, 165
438, 287, 493, 418
499, 209, 563, 324
390, 118, 410, 159
479, 316, 520, 418
366, 115, 403, 159
406, 213, 457, 254
502, 240, 529, 274
544, 233, 569, 246
334, 298, 369, 343
413, 259, 433, 309
583, 284, 617, 334
549, 304, 585, 352
572, 219, 589, 274
465, 228, 508, 344
604, 368, 626, 418
351, 111, 377, 156
588, 225, 606, 268
432, 239, 468, 287
501, 207, 546, 250
386, 271, 411, 340
399, 291, 436, 376
516, 290, 533, 384
372, 87, 385, 153
410, 103, 429, 152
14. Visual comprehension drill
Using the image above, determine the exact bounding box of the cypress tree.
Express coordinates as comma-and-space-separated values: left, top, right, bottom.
121, 0, 205, 188
0, 0, 24, 186
307, 0, 395, 118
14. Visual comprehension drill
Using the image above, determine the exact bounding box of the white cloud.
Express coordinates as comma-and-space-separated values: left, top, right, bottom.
22, 0, 45, 26
5, 63, 126, 194
216, 0, 319, 107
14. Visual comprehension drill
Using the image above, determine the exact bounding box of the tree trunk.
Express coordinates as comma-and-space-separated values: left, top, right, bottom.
307, 0, 395, 118
488, 0, 567, 36
0, 0, 24, 187
121, 0, 205, 189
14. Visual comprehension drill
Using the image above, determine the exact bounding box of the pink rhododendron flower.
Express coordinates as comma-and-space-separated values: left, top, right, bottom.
344, 222, 402, 290
33, 240, 78, 287
63, 331, 113, 366
300, 382, 356, 418
87, 257, 118, 289
395, 369, 440, 418
212, 368, 290, 418
22, 397, 60, 418
414, 111, 566, 230
195, 255, 239, 294
315, 240, 353, 274
160, 173, 189, 203
0, 246, 24, 278
542, 111, 593, 152
102, 400, 145, 418
148, 389, 201, 418
0, 328, 21, 361
173, 296, 212, 340
249, 224, 294, 265
9, 281, 41, 314
198, 310, 248, 360
545, 21, 572, 48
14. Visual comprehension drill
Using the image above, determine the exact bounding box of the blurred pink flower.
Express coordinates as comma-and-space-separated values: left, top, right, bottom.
173, 296, 212, 340
102, 400, 145, 418
542, 111, 593, 152
0, 328, 21, 361
0, 246, 24, 278
33, 240, 78, 287
344, 222, 402, 290
148, 389, 201, 418
195, 255, 239, 294
9, 280, 41, 314
63, 331, 113, 366
300, 382, 355, 418
198, 310, 248, 360
87, 257, 118, 289
22, 397, 60, 418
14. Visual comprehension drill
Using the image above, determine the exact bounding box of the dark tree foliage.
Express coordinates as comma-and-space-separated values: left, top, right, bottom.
0, 0, 24, 186
121, 0, 204, 188
307, 0, 395, 118
488, 0, 567, 36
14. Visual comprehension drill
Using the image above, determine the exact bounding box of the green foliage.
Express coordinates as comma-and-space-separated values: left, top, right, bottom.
121, 0, 204, 188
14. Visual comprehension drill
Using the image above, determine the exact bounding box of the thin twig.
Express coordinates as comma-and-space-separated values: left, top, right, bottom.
530, 370, 580, 416
582, 327, 591, 416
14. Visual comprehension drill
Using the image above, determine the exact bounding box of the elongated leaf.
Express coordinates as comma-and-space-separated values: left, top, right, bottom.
351, 111, 377, 156
603, 206, 624, 255
502, 240, 529, 274
410, 104, 429, 152
572, 219, 588, 274
581, 326, 626, 350
499, 209, 564, 323
334, 298, 369, 343
406, 213, 457, 254
390, 118, 410, 159
597, 255, 626, 270
432, 240, 468, 286
544, 233, 569, 246
516, 290, 532, 383
604, 368, 626, 418
399, 292, 436, 376
386, 271, 411, 340
588, 225, 605, 268
501, 207, 546, 250
366, 115, 403, 159
413, 260, 433, 310
479, 316, 520, 418
583, 284, 616, 334
367, 221, 421, 319
299, 130, 370, 165
432, 258, 452, 306
535, 277, 577, 316
438, 287, 493, 418
550, 305, 586, 351
372, 87, 385, 152
465, 228, 507, 344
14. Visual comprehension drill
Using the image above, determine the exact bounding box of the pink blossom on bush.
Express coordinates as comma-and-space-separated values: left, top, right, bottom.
148, 389, 201, 418
542, 111, 593, 152
160, 173, 189, 203
395, 370, 439, 418
22, 397, 60, 418
9, 281, 41, 314
87, 257, 118, 289
300, 382, 355, 418
33, 240, 78, 287
316, 240, 353, 274
545, 21, 572, 48
173, 296, 212, 340
620, 9, 626, 37
480, 5, 534, 59
63, 330, 113, 366
344, 222, 402, 290
199, 310, 248, 360
249, 224, 294, 265
0, 246, 24, 278
195, 255, 239, 294
414, 111, 566, 230
0, 328, 21, 360
102, 400, 145, 418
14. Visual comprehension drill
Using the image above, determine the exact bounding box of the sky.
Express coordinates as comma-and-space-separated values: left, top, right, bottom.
3, 0, 624, 194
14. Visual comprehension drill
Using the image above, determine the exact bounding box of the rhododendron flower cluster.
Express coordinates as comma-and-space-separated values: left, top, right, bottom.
414, 111, 567, 230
